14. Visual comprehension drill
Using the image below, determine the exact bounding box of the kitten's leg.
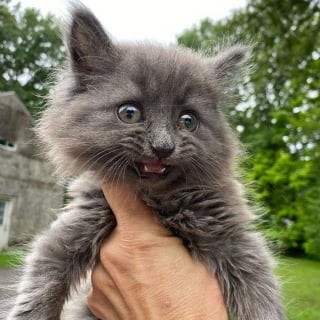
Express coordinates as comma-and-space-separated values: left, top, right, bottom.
7, 189, 115, 320
61, 280, 98, 320
214, 232, 286, 320
161, 202, 286, 320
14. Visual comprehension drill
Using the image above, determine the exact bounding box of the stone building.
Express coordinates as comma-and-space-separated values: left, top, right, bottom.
0, 92, 63, 250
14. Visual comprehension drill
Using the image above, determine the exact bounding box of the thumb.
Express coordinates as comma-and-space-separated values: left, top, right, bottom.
102, 183, 170, 236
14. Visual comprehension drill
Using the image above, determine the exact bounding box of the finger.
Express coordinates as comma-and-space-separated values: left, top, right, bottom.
90, 262, 130, 319
102, 183, 170, 236
87, 288, 120, 320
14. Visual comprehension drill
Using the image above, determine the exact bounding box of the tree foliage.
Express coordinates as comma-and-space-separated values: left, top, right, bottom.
178, 0, 320, 259
0, 0, 64, 116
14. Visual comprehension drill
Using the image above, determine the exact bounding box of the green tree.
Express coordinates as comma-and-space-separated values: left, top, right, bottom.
0, 0, 64, 116
178, 0, 320, 259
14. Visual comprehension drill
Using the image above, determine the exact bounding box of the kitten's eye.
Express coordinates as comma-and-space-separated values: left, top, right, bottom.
117, 105, 142, 124
178, 112, 198, 131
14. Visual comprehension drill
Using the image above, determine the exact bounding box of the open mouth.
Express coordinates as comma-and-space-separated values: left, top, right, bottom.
134, 161, 171, 179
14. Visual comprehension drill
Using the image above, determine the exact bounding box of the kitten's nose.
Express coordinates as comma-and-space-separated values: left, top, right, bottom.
150, 144, 175, 159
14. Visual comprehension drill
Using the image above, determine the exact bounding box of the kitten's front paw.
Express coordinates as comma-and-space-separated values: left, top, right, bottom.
161, 209, 214, 256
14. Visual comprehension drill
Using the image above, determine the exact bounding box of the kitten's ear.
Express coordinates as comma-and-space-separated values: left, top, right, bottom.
67, 5, 119, 76
208, 45, 250, 82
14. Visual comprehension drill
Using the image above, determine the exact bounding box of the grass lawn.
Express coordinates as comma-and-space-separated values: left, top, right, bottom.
0, 249, 25, 268
0, 252, 319, 319
277, 257, 320, 320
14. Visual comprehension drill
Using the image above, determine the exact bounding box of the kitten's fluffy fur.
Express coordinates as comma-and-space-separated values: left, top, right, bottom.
6, 4, 286, 320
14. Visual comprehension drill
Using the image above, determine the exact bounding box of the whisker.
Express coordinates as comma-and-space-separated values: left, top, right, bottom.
85, 147, 122, 173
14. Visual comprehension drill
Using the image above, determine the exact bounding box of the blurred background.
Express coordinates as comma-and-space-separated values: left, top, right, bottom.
0, 0, 319, 319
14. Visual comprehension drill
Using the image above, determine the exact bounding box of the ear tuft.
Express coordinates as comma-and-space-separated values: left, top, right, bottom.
66, 4, 119, 76
209, 45, 251, 81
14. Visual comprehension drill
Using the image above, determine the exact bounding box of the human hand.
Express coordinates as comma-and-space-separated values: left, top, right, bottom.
87, 183, 227, 320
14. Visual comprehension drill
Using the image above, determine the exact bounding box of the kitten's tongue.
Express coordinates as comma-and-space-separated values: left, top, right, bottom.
139, 162, 167, 174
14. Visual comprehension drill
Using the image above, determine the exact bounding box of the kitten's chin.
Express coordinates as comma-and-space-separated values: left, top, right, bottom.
137, 171, 182, 193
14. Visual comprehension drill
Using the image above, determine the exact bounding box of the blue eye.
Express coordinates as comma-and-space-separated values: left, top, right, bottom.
178, 112, 198, 131
117, 105, 141, 124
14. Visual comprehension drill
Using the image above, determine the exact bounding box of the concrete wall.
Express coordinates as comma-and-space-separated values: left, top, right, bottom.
0, 148, 63, 244
0, 92, 63, 245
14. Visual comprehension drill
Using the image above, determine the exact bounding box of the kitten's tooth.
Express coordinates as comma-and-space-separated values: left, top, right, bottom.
143, 163, 166, 174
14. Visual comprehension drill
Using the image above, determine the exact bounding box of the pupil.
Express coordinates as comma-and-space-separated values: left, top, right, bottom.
184, 116, 192, 128
126, 108, 134, 119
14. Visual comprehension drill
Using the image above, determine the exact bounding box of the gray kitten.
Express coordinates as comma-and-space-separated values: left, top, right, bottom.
6, 4, 286, 320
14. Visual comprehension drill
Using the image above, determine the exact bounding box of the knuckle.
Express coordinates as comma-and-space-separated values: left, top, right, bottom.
100, 241, 121, 266
99, 241, 132, 276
